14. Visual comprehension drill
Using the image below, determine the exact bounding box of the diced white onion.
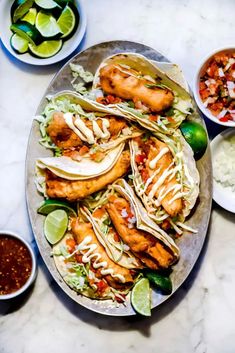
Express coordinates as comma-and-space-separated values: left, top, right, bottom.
203, 97, 216, 107
121, 208, 128, 218
218, 68, 225, 77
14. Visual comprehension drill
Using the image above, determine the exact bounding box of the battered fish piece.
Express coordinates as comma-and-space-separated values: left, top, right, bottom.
71, 218, 135, 288
106, 196, 175, 270
45, 150, 130, 201
47, 111, 127, 149
99, 64, 174, 112
47, 112, 82, 149
144, 137, 182, 217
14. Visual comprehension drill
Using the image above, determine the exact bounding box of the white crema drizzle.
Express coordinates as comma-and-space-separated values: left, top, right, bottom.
63, 112, 110, 145
74, 236, 125, 283
139, 146, 185, 206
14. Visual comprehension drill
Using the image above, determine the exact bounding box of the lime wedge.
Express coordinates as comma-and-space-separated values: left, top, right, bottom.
180, 121, 208, 160
10, 33, 29, 54
28, 39, 62, 58
44, 209, 68, 245
57, 5, 77, 39
22, 8, 37, 25
35, 0, 61, 9
11, 0, 34, 23
131, 278, 151, 316
10, 22, 42, 45
38, 199, 77, 217
36, 11, 62, 38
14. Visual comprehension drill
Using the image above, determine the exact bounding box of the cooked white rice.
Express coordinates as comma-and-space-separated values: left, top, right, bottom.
213, 135, 235, 191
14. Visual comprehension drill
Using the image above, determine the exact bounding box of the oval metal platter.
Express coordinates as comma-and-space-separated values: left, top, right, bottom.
26, 41, 212, 316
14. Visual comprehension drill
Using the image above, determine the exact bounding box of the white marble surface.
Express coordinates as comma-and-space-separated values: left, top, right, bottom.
0, 0, 235, 352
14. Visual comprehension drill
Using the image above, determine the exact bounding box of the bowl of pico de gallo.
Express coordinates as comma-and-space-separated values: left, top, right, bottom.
194, 47, 235, 127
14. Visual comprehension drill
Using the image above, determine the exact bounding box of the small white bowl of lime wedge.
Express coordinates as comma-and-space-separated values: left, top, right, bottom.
0, 0, 86, 65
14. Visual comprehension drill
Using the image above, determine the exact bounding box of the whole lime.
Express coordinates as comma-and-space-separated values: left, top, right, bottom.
180, 121, 208, 160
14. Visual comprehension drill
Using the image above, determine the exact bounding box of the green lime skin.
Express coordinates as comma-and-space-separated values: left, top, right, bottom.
10, 33, 29, 54
180, 121, 208, 160
143, 270, 172, 294
57, 3, 79, 40
11, 0, 34, 23
37, 199, 77, 217
28, 39, 63, 58
10, 21, 42, 45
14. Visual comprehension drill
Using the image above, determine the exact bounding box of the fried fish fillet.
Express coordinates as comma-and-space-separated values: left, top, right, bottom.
106, 197, 175, 270
71, 218, 135, 288
99, 64, 174, 112
47, 112, 127, 149
45, 150, 130, 201
143, 137, 183, 217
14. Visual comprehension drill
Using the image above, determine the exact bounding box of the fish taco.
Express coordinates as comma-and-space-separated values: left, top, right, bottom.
81, 179, 180, 271
129, 130, 200, 234
92, 53, 193, 134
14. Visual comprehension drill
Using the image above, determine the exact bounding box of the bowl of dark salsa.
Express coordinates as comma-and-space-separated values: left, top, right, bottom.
0, 231, 37, 300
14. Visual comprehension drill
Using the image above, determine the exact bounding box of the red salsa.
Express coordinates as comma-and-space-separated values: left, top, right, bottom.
0, 235, 32, 295
199, 52, 235, 122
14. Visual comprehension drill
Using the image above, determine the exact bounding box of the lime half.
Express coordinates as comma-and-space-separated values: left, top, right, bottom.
44, 209, 68, 245
10, 33, 29, 54
10, 22, 42, 45
11, 0, 34, 23
180, 121, 208, 160
29, 40, 62, 58
131, 278, 151, 316
57, 5, 77, 39
38, 199, 77, 217
22, 8, 37, 25
35, 0, 61, 9
36, 11, 62, 38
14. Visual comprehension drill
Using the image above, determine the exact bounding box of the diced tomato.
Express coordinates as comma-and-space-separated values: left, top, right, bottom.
149, 114, 159, 122
115, 294, 125, 303
135, 153, 146, 164
78, 145, 89, 156
75, 253, 83, 263
96, 96, 107, 105
66, 238, 76, 252
140, 168, 149, 183
90, 150, 105, 162
97, 280, 108, 293
166, 116, 175, 123
113, 232, 120, 242
199, 82, 207, 91
161, 219, 171, 231
199, 88, 210, 100
106, 95, 122, 104
207, 61, 218, 77
219, 116, 229, 122
209, 102, 224, 116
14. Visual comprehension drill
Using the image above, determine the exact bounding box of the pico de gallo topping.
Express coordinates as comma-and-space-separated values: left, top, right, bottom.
199, 52, 235, 122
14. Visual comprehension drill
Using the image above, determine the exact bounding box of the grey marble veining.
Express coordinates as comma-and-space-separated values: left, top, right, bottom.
0, 0, 235, 352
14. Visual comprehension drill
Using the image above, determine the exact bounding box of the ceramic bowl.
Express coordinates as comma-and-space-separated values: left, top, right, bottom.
210, 128, 235, 213
194, 47, 235, 127
0, 230, 37, 300
0, 0, 86, 65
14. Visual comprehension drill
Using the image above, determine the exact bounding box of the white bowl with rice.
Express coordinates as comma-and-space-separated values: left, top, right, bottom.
211, 128, 235, 212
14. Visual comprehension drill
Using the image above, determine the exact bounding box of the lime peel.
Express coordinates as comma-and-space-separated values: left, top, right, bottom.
44, 209, 68, 245
38, 199, 77, 217
57, 5, 77, 39
29, 40, 62, 58
131, 278, 151, 316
